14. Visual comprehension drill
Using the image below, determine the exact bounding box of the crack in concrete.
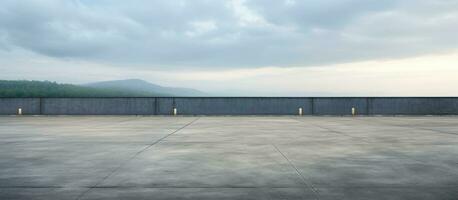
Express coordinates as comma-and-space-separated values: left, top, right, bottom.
74, 117, 200, 200
272, 144, 320, 200
290, 117, 371, 143
352, 117, 458, 136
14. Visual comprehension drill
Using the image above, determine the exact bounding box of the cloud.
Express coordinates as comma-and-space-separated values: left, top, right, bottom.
2, 48, 458, 96
185, 21, 218, 37
0, 0, 457, 69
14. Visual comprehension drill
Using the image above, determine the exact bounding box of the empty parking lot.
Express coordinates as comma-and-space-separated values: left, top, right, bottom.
0, 116, 457, 200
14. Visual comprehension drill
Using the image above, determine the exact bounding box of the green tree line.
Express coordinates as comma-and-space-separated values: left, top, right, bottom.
0, 80, 161, 97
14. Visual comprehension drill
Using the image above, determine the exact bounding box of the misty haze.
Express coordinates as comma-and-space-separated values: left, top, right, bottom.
0, 1, 457, 200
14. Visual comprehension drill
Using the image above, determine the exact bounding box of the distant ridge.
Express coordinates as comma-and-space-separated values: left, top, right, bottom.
84, 79, 207, 97
0, 79, 206, 97
0, 80, 165, 97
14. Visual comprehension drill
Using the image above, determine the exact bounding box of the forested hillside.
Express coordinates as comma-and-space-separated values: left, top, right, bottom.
0, 80, 167, 97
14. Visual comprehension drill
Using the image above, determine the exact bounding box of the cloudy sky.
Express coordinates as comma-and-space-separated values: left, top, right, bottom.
1, 0, 457, 96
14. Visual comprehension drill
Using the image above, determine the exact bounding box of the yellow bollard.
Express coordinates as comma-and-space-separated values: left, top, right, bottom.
351, 107, 356, 116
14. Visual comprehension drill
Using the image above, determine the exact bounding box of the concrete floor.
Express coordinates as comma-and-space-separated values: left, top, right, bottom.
0, 116, 457, 200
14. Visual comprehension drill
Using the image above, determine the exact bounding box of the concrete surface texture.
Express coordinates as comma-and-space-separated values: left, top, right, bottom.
0, 116, 457, 200
2, 97, 458, 115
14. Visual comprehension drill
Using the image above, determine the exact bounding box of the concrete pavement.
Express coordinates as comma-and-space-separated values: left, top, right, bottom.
0, 116, 457, 199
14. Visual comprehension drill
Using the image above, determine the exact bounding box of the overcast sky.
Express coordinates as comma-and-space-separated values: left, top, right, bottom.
1, 0, 457, 96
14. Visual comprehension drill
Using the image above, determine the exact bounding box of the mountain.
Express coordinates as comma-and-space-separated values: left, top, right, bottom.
84, 79, 206, 96
0, 80, 165, 97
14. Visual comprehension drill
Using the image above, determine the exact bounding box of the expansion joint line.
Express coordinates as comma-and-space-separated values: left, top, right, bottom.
313, 123, 371, 143
290, 117, 371, 143
91, 117, 142, 129
272, 144, 320, 200
75, 117, 201, 200
352, 117, 458, 136
420, 127, 458, 136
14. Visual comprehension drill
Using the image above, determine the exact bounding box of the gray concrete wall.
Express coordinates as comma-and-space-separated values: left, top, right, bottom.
174, 97, 311, 115
41, 98, 156, 115
313, 98, 367, 115
369, 97, 458, 115
0, 98, 41, 115
156, 97, 174, 115
0, 97, 457, 115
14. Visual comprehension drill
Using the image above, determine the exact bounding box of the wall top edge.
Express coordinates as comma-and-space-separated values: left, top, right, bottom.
1, 97, 458, 99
